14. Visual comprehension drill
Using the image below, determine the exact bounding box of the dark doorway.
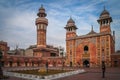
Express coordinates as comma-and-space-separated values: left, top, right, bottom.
70, 61, 72, 67
114, 61, 118, 67
17, 61, 20, 66
1, 61, 4, 67
9, 61, 13, 67
83, 60, 89, 67
25, 62, 27, 67
32, 61, 34, 66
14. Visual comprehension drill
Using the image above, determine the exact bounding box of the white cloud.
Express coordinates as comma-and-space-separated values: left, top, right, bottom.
46, 16, 66, 48
0, 0, 120, 51
0, 7, 36, 49
6, 11, 36, 29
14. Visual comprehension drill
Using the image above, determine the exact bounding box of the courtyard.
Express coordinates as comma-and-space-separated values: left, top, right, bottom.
56, 67, 120, 80
2, 67, 120, 80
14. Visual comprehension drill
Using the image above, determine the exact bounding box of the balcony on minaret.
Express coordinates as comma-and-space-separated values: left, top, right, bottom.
64, 17, 78, 39
37, 44, 46, 48
97, 7, 112, 33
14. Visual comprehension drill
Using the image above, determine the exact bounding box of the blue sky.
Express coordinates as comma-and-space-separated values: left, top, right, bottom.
0, 0, 120, 51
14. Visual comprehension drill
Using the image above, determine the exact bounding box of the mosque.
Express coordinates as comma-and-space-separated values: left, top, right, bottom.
64, 7, 115, 67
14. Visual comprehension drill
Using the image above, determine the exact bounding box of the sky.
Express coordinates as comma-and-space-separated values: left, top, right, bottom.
0, 0, 120, 51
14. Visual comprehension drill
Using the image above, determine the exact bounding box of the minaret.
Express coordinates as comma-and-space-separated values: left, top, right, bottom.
97, 7, 112, 33
36, 5, 48, 47
64, 17, 77, 66
64, 17, 77, 39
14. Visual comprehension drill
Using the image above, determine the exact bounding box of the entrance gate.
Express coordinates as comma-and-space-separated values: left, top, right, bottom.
83, 60, 89, 67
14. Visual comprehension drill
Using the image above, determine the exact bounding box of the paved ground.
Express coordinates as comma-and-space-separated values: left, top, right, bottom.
1, 67, 120, 80
0, 77, 27, 80
55, 67, 120, 80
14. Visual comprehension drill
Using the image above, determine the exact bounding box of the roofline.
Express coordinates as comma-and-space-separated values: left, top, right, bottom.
66, 32, 112, 41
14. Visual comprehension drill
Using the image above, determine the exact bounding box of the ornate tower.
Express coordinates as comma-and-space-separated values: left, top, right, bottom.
64, 17, 77, 39
97, 7, 112, 33
64, 17, 77, 66
36, 5, 48, 47
97, 7, 115, 67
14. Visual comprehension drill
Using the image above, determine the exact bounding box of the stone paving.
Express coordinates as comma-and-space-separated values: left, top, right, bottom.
0, 77, 27, 80
55, 67, 120, 80
1, 67, 120, 80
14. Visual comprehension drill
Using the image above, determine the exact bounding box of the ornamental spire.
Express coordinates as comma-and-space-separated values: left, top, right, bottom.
37, 4, 46, 17
91, 25, 93, 32
104, 5, 105, 10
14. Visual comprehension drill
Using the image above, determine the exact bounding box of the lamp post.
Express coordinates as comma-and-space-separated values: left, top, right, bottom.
61, 52, 64, 71
46, 61, 48, 73
0, 50, 3, 78
60, 48, 64, 71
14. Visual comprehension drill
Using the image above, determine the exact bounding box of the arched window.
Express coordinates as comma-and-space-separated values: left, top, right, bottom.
84, 46, 88, 52
103, 20, 105, 24
106, 20, 108, 24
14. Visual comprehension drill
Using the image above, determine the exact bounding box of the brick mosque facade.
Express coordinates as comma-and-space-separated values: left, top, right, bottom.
64, 8, 115, 67
0, 6, 118, 68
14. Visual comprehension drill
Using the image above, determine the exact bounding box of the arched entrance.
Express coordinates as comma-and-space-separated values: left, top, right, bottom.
70, 61, 72, 67
114, 61, 118, 67
83, 60, 89, 67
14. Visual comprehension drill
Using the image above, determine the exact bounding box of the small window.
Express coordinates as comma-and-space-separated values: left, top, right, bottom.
41, 24, 43, 29
84, 46, 88, 52
50, 53, 56, 57
103, 20, 105, 24
37, 25, 39, 29
106, 20, 108, 24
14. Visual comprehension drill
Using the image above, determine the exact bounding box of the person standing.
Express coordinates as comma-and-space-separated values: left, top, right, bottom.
102, 61, 106, 78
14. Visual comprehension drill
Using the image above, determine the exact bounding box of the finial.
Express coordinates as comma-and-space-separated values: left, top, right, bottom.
104, 5, 106, 10
39, 4, 44, 10
70, 15, 72, 19
68, 16, 75, 23
16, 44, 18, 49
69, 15, 72, 21
41, 4, 43, 8
91, 25, 93, 31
